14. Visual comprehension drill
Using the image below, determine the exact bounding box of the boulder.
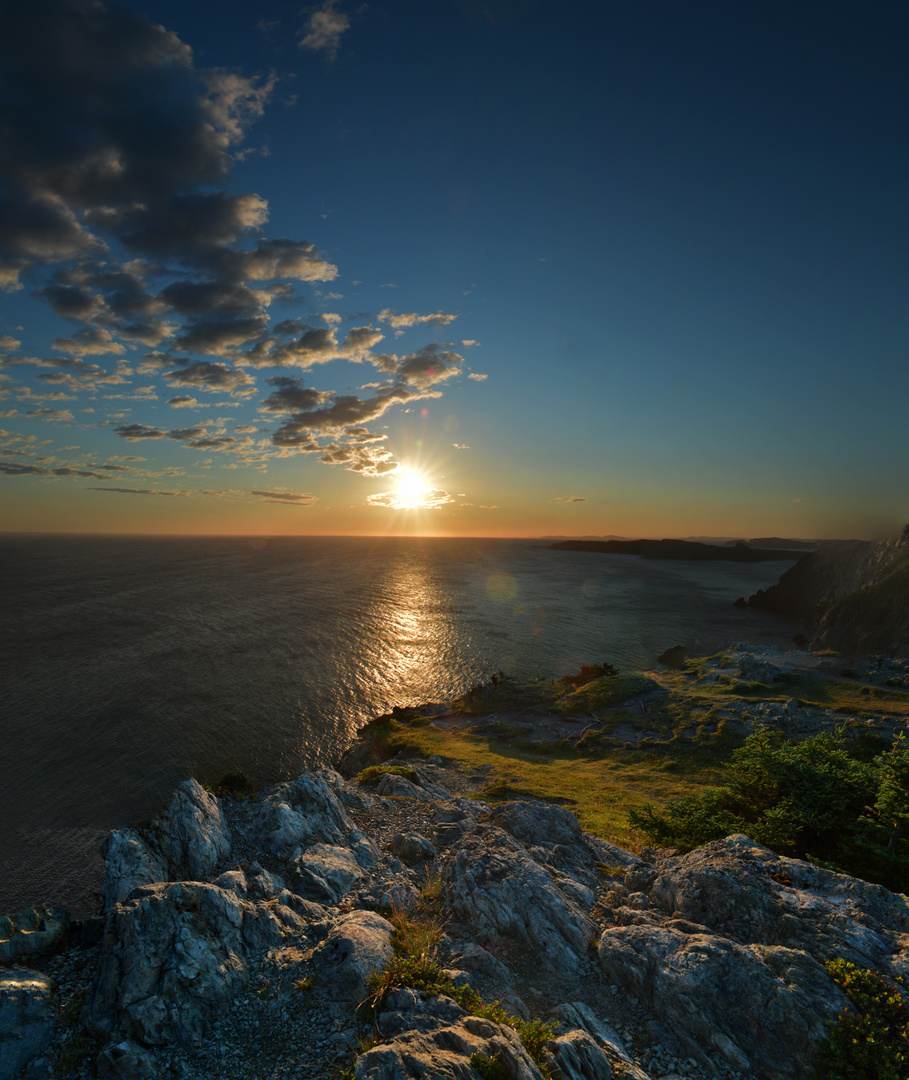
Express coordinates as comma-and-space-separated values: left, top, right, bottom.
152, 778, 231, 880
442, 826, 596, 973
253, 776, 378, 867
85, 881, 294, 1049
0, 908, 69, 966
100, 829, 168, 910
0, 969, 58, 1080
597, 922, 849, 1079
355, 1012, 547, 1080
95, 1039, 157, 1079
291, 844, 366, 904
646, 834, 909, 977
548, 1028, 613, 1080
391, 833, 437, 864
311, 910, 394, 1004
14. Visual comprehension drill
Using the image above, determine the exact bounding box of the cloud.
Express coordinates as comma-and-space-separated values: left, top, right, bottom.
468, 372, 488, 381
0, 460, 107, 478
299, 1, 350, 58
248, 489, 317, 505
319, 444, 397, 475
372, 344, 463, 387
1, 0, 476, 486
452, 443, 470, 449
378, 309, 459, 330
367, 487, 455, 510
25, 408, 74, 421
115, 424, 168, 441
91, 486, 189, 496
552, 496, 586, 504
259, 376, 330, 413
164, 360, 256, 395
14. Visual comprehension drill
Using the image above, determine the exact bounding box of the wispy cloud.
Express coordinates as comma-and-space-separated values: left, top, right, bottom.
299, 1, 351, 59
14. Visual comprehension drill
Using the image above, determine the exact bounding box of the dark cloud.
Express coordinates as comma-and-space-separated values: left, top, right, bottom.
164, 361, 256, 394
248, 489, 317, 505
319, 445, 397, 475
372, 344, 463, 387
90, 486, 186, 496
25, 407, 74, 421
115, 423, 168, 440
260, 375, 330, 413
0, 460, 107, 478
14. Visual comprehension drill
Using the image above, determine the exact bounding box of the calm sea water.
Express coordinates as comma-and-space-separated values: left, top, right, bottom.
0, 534, 800, 917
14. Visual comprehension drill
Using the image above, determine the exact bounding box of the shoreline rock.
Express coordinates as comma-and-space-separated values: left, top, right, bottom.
4, 745, 909, 1080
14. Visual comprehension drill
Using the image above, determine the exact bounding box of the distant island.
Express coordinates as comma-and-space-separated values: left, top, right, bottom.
547, 538, 807, 561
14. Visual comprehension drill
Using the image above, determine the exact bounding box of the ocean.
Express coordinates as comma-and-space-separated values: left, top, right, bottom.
0, 533, 801, 917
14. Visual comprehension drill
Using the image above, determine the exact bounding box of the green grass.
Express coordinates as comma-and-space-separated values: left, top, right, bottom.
364, 654, 909, 853
377, 720, 723, 851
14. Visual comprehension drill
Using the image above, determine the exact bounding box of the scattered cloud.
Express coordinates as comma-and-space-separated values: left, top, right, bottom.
299, 1, 350, 58
378, 309, 458, 330
552, 496, 586, 504
0, 0, 479, 497
468, 372, 488, 381
367, 487, 455, 510
25, 408, 74, 421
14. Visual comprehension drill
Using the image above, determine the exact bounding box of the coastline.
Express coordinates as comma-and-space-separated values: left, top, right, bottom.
4, 642, 909, 1080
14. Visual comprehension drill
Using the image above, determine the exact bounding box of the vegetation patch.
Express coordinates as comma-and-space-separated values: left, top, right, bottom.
629, 727, 909, 890
816, 959, 909, 1079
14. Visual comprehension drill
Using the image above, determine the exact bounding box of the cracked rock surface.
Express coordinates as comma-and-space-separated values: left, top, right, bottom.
2, 757, 908, 1080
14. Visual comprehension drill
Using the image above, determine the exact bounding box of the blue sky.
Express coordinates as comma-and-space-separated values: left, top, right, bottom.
1, 0, 906, 538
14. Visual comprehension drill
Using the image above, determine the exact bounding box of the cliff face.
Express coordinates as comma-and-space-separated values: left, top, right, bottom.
747, 527, 909, 657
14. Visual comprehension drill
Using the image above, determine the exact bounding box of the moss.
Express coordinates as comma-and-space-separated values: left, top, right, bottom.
356, 764, 419, 784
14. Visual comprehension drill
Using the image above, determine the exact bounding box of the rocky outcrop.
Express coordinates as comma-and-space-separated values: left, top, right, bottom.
5, 760, 909, 1080
745, 526, 909, 656
0, 970, 58, 1080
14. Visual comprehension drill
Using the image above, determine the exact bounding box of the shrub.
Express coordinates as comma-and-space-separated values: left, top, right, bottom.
628, 726, 909, 890
816, 960, 909, 1079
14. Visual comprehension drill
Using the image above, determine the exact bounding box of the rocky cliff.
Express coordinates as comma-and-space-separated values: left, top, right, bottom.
746, 526, 909, 657
3, 762, 908, 1080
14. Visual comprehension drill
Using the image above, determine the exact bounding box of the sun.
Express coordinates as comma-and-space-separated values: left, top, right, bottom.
395, 467, 431, 506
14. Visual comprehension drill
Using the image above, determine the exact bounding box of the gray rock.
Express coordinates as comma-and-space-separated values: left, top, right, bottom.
95, 1039, 157, 1079
291, 843, 365, 904
548, 1002, 630, 1063
391, 833, 437, 863
648, 834, 909, 977
311, 910, 394, 1004
442, 826, 596, 973
100, 829, 168, 910
0, 908, 69, 966
355, 1014, 547, 1080
0, 969, 58, 1080
548, 1029, 613, 1080
253, 776, 378, 867
597, 922, 848, 1078
152, 779, 231, 880
86, 881, 292, 1049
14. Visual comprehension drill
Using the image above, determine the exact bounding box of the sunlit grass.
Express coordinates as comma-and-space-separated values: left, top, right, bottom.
379, 722, 724, 851
374, 657, 909, 852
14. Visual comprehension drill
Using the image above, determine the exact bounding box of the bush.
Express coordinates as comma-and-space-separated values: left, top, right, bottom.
628, 726, 909, 890
816, 960, 909, 1079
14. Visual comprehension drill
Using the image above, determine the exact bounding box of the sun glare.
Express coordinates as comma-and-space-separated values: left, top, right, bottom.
396, 468, 430, 502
